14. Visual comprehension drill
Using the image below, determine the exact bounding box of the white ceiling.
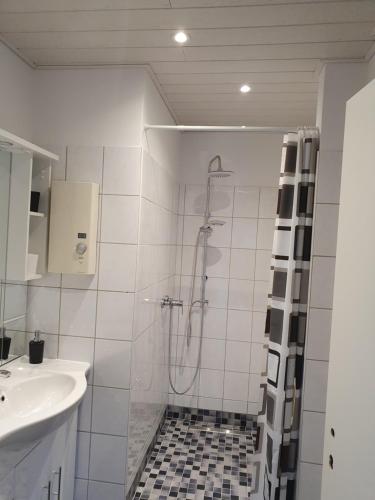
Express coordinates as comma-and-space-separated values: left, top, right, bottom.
0, 0, 374, 126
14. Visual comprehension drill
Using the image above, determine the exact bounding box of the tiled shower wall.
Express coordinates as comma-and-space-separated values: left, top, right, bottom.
168, 182, 278, 414
297, 62, 367, 500
25, 145, 180, 500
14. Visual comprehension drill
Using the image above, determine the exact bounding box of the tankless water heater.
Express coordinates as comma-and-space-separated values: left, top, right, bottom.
48, 181, 99, 274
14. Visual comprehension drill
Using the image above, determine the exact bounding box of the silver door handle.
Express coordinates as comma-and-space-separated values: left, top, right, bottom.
43, 482, 51, 500
51, 468, 61, 498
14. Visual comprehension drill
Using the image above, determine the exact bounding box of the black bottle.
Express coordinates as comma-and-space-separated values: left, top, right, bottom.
0, 329, 11, 360
29, 330, 44, 364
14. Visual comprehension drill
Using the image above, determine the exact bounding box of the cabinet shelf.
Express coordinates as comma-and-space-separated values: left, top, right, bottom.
29, 211, 45, 218
26, 273, 42, 281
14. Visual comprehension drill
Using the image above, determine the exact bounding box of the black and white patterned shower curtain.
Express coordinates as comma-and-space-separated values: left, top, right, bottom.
252, 129, 319, 500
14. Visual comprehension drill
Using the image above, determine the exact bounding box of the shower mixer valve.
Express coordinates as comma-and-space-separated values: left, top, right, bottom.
161, 296, 184, 310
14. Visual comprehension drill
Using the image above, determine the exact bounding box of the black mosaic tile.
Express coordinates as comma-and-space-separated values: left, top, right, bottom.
132, 414, 256, 500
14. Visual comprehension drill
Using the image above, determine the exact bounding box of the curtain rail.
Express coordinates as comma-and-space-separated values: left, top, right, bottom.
144, 125, 299, 133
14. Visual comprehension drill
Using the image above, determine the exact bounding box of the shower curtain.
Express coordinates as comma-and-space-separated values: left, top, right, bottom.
253, 129, 319, 500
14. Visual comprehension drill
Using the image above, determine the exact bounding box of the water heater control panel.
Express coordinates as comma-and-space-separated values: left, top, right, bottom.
48, 181, 99, 274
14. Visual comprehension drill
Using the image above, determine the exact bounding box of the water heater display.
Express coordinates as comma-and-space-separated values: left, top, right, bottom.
48, 181, 99, 275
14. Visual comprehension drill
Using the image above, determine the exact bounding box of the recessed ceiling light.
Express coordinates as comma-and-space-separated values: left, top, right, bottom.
240, 84, 251, 93
174, 31, 189, 44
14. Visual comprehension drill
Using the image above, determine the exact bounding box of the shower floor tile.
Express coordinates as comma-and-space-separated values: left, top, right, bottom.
132, 416, 255, 500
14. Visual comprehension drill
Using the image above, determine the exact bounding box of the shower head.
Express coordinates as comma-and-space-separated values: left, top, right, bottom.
208, 155, 233, 178
208, 170, 232, 178
208, 219, 226, 226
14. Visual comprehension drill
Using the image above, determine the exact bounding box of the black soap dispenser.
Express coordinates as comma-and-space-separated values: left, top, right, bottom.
29, 330, 44, 364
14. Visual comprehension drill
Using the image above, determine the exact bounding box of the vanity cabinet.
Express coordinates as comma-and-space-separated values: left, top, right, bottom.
7, 152, 52, 281
0, 411, 77, 500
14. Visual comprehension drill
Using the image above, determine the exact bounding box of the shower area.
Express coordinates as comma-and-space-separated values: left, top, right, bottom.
131, 127, 318, 500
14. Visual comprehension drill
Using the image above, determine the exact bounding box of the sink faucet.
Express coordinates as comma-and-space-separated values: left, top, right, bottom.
0, 369, 11, 378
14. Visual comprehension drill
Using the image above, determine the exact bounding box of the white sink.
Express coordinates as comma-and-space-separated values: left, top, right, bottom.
0, 356, 89, 478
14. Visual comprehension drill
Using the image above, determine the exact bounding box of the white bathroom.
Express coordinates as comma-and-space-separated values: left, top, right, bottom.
0, 3, 375, 500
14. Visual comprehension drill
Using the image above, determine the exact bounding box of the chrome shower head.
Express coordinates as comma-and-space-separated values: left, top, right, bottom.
208, 155, 233, 178
208, 219, 226, 226
208, 170, 232, 178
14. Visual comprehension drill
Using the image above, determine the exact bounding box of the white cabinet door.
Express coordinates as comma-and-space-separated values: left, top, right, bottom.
14, 437, 52, 500
321, 79, 375, 499
0, 470, 14, 500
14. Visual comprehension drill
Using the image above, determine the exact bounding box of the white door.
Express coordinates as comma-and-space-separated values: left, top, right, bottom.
321, 78, 375, 499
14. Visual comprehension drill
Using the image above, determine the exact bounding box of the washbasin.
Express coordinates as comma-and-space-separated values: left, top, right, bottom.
0, 356, 89, 462
0, 373, 76, 418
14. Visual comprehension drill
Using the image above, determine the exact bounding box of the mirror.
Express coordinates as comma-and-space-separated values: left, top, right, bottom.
0, 150, 28, 365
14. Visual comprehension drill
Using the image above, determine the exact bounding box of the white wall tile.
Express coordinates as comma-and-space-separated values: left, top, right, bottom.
306, 308, 332, 361
96, 291, 134, 341
103, 147, 141, 196
223, 399, 247, 413
225, 341, 251, 373
88, 481, 125, 500
203, 308, 227, 339
184, 184, 206, 215
198, 397, 222, 411
207, 217, 232, 248
300, 411, 325, 464
74, 478, 88, 500
247, 401, 261, 415
210, 186, 234, 217
316, 150, 342, 204
228, 279, 253, 310
255, 249, 272, 281
182, 215, 204, 246
253, 280, 269, 312
181, 245, 203, 276
48, 145, 66, 181
206, 247, 230, 278
227, 309, 252, 342
27, 286, 60, 334
60, 289, 97, 338
297, 462, 322, 500
59, 337, 94, 383
78, 386, 92, 432
76, 432, 90, 479
223, 371, 248, 401
232, 218, 257, 249
98, 243, 137, 292
67, 146, 103, 188
100, 195, 139, 244
199, 369, 224, 399
233, 187, 259, 217
93, 339, 131, 389
259, 187, 278, 218
257, 219, 274, 249
303, 360, 329, 413
313, 204, 339, 257
201, 338, 226, 370
205, 277, 228, 309
230, 249, 255, 280
176, 336, 200, 368
310, 257, 336, 309
92, 387, 129, 436
89, 434, 127, 484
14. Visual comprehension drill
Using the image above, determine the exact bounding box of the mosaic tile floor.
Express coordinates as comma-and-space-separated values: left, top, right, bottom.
132, 415, 256, 500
